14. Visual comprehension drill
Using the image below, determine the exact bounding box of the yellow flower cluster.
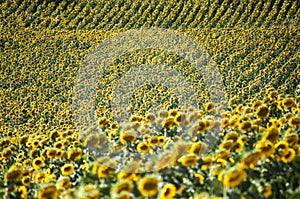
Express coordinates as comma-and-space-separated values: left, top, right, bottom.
0, 0, 299, 198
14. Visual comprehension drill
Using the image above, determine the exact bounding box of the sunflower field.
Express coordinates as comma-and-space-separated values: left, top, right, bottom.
0, 0, 300, 199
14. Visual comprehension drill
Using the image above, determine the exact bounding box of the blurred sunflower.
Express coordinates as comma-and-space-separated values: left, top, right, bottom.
263, 185, 272, 198
223, 167, 247, 188
137, 142, 150, 153
120, 131, 137, 145
255, 105, 270, 119
178, 154, 198, 167
61, 163, 74, 176
38, 185, 60, 199
289, 117, 300, 127
281, 148, 296, 163
4, 169, 23, 182
188, 142, 207, 156
58, 177, 72, 190
285, 133, 298, 146
262, 126, 280, 143
67, 147, 82, 160
33, 157, 45, 170
255, 141, 275, 157
241, 151, 262, 169
111, 180, 133, 195
19, 185, 27, 199
138, 176, 159, 197
98, 164, 116, 178
194, 173, 205, 184
159, 183, 177, 199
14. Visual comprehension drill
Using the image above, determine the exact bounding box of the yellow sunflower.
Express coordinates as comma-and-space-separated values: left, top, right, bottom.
32, 157, 45, 170
111, 180, 133, 195
59, 177, 72, 190
159, 183, 177, 199
241, 151, 262, 169
138, 176, 159, 197
223, 167, 247, 188
61, 163, 74, 176
4, 169, 23, 182
281, 148, 296, 163
38, 185, 60, 199
263, 185, 272, 198
19, 186, 27, 199
137, 142, 150, 153
255, 141, 275, 157
178, 154, 198, 167
194, 173, 205, 184
120, 131, 137, 145
255, 105, 270, 119
262, 126, 280, 143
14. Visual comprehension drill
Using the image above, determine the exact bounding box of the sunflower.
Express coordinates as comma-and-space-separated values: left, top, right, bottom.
163, 116, 176, 129
275, 140, 289, 156
174, 112, 187, 125
111, 180, 133, 195
19, 186, 27, 199
282, 98, 296, 109
59, 177, 72, 190
97, 117, 110, 127
239, 121, 252, 132
55, 149, 65, 159
30, 149, 40, 159
263, 126, 280, 143
138, 176, 159, 197
256, 105, 270, 119
17, 152, 25, 162
22, 176, 31, 186
149, 136, 159, 146
145, 112, 156, 122
234, 139, 245, 153
201, 156, 213, 170
61, 163, 74, 176
285, 133, 298, 146
263, 185, 272, 198
38, 185, 60, 199
114, 191, 132, 199
224, 132, 239, 143
190, 120, 206, 138
32, 139, 40, 148
137, 142, 150, 153
98, 164, 116, 178
194, 173, 205, 184
46, 148, 57, 159
241, 151, 262, 169
159, 183, 177, 199
67, 148, 82, 160
223, 167, 247, 188
220, 140, 234, 151
178, 154, 198, 167
120, 131, 137, 145
158, 136, 166, 145
256, 141, 275, 157
54, 141, 63, 149
188, 142, 207, 156
23, 159, 32, 167
4, 169, 23, 182
1, 148, 13, 160
289, 117, 300, 127
281, 148, 296, 163
33, 157, 45, 170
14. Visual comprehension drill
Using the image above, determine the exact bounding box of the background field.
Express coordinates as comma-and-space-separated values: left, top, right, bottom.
0, 0, 300, 199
